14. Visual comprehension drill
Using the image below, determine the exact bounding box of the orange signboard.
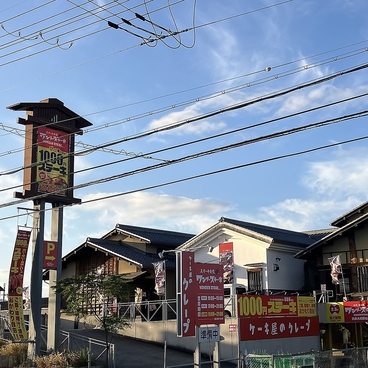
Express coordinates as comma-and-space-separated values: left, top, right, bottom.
8, 229, 32, 341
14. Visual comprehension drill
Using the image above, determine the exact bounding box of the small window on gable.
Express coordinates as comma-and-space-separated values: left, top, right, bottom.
248, 268, 262, 292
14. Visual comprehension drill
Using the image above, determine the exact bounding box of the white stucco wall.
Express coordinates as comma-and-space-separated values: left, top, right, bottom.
266, 249, 306, 291
192, 231, 306, 293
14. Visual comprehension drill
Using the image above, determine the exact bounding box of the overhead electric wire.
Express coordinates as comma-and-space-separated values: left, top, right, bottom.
1, 40, 366, 157
2, 92, 366, 195
0, 42, 367, 156
0, 1, 55, 26
0, 133, 367, 223
0, 0, 292, 68
1, 36, 366, 148
1, 59, 368, 179
0, 0, 183, 65
78, 45, 368, 136
0, 106, 366, 209
71, 61, 368, 156
0, 0, 93, 45
71, 92, 368, 174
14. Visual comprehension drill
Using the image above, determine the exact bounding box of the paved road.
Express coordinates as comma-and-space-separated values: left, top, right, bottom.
69, 328, 237, 368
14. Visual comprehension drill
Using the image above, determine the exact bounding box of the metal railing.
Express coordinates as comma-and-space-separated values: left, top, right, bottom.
0, 313, 115, 368
244, 347, 368, 368
58, 330, 115, 368
116, 298, 177, 322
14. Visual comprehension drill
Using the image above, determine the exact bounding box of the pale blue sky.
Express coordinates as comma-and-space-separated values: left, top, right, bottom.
0, 0, 368, 293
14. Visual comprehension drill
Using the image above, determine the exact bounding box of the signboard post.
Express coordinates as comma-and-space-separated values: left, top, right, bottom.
7, 99, 92, 357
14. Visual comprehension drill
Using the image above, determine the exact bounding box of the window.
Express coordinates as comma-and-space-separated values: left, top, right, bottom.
357, 266, 368, 292
248, 268, 262, 292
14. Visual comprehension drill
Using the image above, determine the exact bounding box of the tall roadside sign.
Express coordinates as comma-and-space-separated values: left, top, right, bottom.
176, 251, 224, 367
7, 98, 92, 358
177, 251, 224, 336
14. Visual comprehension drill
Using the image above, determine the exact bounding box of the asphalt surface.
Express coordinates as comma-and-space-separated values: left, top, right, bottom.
69, 328, 237, 368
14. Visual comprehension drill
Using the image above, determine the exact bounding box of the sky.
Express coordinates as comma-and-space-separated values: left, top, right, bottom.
0, 0, 368, 295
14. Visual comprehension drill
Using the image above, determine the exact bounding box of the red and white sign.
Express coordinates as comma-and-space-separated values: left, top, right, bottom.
177, 251, 196, 337
177, 252, 225, 337
43, 240, 58, 269
239, 316, 320, 341
344, 301, 368, 322
195, 263, 224, 325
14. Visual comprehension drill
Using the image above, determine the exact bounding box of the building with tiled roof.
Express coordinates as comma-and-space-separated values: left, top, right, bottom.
61, 224, 195, 302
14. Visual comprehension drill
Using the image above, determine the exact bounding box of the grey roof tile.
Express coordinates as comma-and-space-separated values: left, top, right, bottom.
220, 217, 324, 247
87, 238, 176, 269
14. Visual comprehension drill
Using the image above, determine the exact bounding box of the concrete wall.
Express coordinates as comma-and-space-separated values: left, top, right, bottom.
121, 317, 320, 360
122, 317, 241, 360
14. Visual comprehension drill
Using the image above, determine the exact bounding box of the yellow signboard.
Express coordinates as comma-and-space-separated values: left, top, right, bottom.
298, 296, 317, 317
326, 302, 344, 323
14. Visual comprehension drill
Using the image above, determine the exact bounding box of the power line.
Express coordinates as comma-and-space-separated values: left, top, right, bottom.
0, 133, 367, 223
1, 90, 367, 199
1, 60, 367, 180
0, 107, 366, 208
1, 36, 366, 153
0, 0, 292, 68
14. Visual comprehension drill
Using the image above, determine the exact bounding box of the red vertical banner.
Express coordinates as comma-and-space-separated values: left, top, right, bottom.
8, 229, 32, 341
177, 251, 196, 337
219, 242, 234, 284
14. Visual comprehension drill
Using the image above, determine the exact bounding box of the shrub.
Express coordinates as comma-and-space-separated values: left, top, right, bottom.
68, 348, 94, 367
0, 342, 27, 368
34, 352, 68, 368
34, 349, 94, 368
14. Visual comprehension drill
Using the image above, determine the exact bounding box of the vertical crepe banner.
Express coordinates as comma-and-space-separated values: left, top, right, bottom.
328, 255, 342, 285
153, 261, 166, 297
8, 228, 32, 341
219, 242, 234, 284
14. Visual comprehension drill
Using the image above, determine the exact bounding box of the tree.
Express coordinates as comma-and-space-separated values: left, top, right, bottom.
53, 271, 132, 366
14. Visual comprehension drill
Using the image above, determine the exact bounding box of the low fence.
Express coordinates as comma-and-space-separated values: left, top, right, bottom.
58, 330, 115, 368
0, 313, 115, 368
116, 298, 177, 322
244, 348, 368, 368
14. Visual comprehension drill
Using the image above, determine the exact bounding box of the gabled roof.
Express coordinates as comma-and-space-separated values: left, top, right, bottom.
64, 237, 176, 269
220, 217, 323, 247
330, 200, 368, 227
107, 224, 195, 248
295, 211, 368, 259
179, 217, 327, 251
